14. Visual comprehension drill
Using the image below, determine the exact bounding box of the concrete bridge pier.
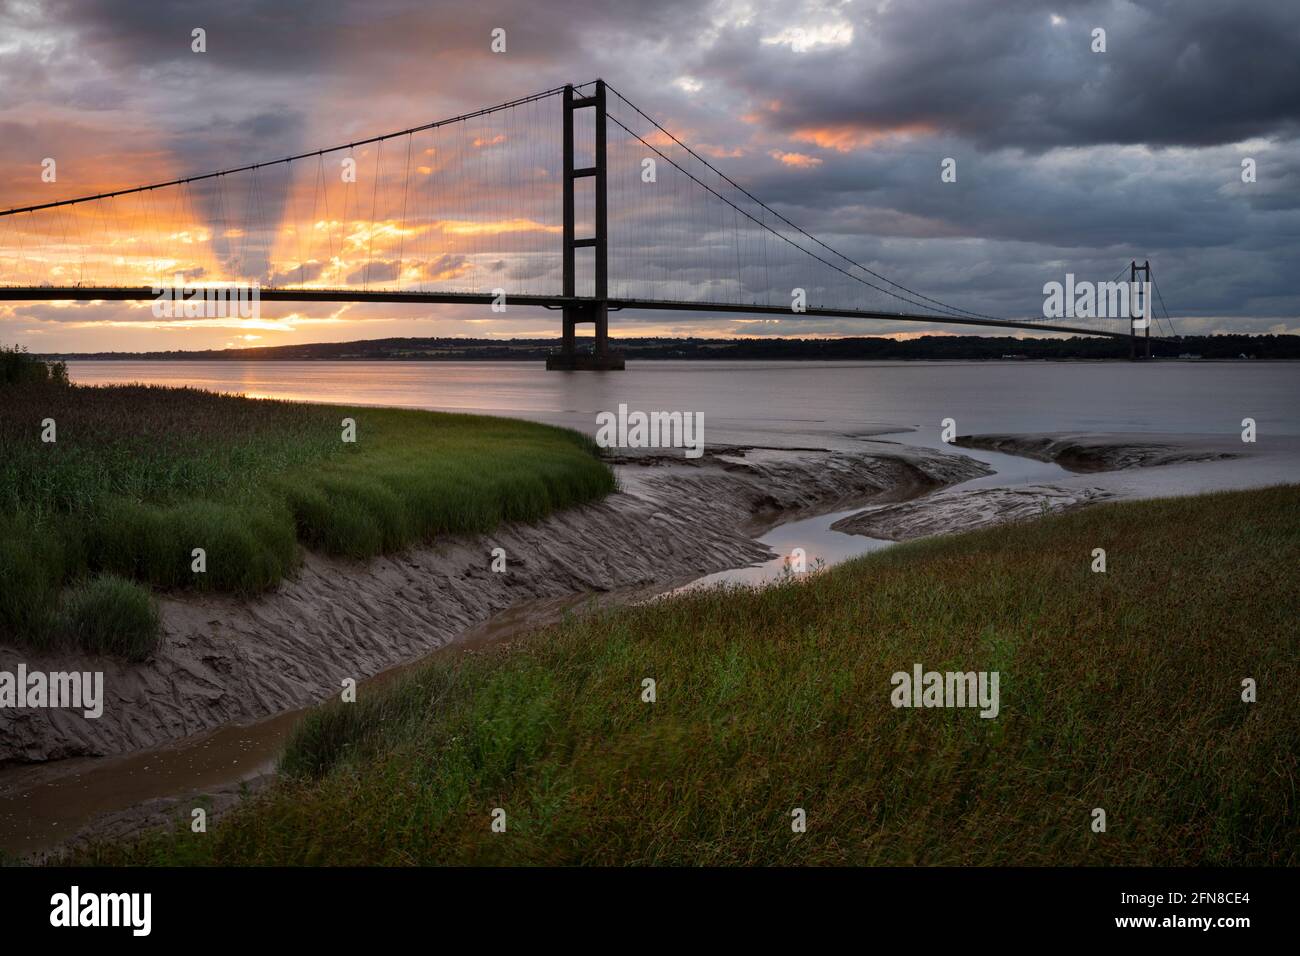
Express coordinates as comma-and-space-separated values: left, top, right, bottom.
547, 301, 625, 370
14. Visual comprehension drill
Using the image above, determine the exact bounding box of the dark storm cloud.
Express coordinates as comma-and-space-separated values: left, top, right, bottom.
698, 0, 1300, 151
33, 0, 347, 76
31, 0, 709, 87
1234, 152, 1300, 212
158, 109, 309, 176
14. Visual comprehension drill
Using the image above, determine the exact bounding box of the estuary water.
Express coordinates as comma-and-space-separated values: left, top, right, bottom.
67, 357, 1300, 442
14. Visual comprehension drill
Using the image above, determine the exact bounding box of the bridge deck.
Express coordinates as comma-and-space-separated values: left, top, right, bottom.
0, 287, 1132, 339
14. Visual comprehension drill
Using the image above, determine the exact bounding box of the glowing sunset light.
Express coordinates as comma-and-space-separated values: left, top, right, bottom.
793, 122, 938, 152
438, 218, 560, 237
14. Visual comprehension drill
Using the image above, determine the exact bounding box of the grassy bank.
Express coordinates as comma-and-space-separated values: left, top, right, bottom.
73, 485, 1299, 865
0, 355, 614, 658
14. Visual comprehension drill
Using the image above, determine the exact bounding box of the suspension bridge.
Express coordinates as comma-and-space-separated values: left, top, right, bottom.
0, 80, 1176, 369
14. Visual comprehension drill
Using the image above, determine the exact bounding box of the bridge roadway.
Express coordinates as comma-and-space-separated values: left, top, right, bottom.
0, 286, 1131, 339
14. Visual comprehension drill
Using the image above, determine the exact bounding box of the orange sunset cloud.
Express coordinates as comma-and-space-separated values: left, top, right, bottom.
792, 122, 937, 152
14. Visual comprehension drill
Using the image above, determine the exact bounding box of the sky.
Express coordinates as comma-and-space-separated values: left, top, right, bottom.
1, 0, 1298, 352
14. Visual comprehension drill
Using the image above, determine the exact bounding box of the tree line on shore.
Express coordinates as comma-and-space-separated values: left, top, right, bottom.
38, 333, 1300, 362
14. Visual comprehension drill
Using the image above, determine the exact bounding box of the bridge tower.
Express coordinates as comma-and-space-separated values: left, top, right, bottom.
547, 80, 625, 370
1129, 259, 1151, 360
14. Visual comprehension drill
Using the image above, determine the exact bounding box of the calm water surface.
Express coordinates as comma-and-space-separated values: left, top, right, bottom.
68, 359, 1300, 444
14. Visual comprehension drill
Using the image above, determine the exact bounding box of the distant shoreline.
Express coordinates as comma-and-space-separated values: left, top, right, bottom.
53, 355, 1295, 364
36, 331, 1300, 363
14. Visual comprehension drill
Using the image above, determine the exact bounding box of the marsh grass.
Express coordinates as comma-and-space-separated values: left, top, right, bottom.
56, 575, 161, 662
0, 379, 614, 656
72, 485, 1300, 866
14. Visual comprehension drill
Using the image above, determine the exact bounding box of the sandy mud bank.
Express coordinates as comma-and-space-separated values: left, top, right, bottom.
832, 484, 1114, 540
834, 431, 1285, 542
954, 433, 1240, 472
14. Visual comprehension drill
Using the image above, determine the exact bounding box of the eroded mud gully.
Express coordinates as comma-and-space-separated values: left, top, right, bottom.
0, 440, 986, 768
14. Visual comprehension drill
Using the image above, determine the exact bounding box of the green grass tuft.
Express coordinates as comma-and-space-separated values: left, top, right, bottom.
57, 575, 161, 662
